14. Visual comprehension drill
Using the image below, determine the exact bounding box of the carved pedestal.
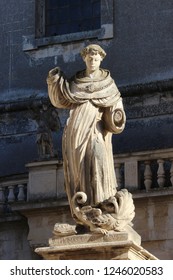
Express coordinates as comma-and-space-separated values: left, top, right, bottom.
35, 225, 157, 260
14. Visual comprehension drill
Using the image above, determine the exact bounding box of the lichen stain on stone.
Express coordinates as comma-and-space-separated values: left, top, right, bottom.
28, 43, 85, 65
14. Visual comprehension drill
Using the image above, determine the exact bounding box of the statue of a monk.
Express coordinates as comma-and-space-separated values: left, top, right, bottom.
47, 45, 127, 229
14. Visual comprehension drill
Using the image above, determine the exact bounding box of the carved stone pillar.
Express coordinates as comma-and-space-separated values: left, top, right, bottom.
144, 161, 152, 191
17, 184, 25, 201
8, 186, 15, 202
157, 159, 165, 188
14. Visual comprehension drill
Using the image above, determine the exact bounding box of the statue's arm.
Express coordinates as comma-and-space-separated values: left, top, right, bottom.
47, 67, 73, 109
103, 97, 126, 134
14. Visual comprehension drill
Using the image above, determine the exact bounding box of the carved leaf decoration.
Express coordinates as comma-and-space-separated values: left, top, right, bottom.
72, 190, 135, 233
111, 189, 135, 230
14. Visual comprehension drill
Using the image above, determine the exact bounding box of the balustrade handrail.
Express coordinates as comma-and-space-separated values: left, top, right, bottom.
0, 178, 28, 188
114, 148, 173, 163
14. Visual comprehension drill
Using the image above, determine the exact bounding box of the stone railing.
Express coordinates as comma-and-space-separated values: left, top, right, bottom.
114, 148, 173, 192
0, 179, 27, 203
1, 149, 173, 204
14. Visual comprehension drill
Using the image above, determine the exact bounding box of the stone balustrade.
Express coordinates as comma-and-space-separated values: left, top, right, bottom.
114, 148, 173, 192
0, 181, 27, 203
1, 149, 173, 205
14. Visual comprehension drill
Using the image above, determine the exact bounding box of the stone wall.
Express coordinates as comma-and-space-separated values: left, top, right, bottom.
113, 91, 173, 154
1, 0, 173, 100
134, 194, 173, 260
0, 214, 34, 260
1, 192, 173, 260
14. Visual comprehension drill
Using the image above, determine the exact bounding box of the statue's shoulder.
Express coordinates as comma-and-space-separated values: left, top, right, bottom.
100, 68, 111, 79
70, 70, 85, 82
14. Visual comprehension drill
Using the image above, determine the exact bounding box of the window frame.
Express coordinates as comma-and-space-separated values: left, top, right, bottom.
23, 0, 114, 51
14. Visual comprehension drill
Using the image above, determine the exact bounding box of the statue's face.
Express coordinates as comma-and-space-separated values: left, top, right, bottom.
84, 50, 102, 73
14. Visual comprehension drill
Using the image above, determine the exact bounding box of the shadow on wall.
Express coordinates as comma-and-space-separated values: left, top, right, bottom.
0, 214, 40, 260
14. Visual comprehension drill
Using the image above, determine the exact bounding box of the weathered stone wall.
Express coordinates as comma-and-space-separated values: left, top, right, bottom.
0, 214, 34, 260
1, 0, 173, 177
113, 91, 173, 154
1, 0, 173, 99
1, 194, 173, 260
134, 194, 173, 260
0, 103, 63, 177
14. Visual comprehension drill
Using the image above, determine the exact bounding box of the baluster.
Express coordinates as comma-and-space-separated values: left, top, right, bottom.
115, 163, 122, 189
157, 159, 165, 188
0, 187, 5, 203
170, 159, 173, 187
17, 184, 25, 201
8, 185, 15, 202
144, 161, 152, 191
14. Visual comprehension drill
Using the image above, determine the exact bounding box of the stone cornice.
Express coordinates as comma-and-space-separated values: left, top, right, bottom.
0, 78, 173, 113
120, 78, 173, 97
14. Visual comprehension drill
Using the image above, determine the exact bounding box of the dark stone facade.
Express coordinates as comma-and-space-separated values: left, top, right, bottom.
1, 0, 173, 179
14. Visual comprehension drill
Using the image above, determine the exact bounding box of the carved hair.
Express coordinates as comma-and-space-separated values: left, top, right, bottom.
80, 44, 106, 59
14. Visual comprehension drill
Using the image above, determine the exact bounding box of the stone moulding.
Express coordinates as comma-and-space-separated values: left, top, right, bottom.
35, 229, 158, 260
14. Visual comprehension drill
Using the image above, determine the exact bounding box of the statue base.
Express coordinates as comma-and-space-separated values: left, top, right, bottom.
35, 224, 158, 260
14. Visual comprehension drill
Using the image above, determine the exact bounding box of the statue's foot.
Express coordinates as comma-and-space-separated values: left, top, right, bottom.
91, 227, 109, 235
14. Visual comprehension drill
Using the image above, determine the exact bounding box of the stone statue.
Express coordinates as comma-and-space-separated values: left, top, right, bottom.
36, 119, 54, 160
29, 100, 60, 160
47, 44, 135, 234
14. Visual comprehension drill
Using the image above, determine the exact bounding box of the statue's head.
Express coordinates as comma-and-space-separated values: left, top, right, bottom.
80, 44, 106, 60
80, 44, 106, 74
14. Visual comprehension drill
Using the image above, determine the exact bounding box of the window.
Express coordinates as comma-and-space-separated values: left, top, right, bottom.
44, 0, 101, 37
23, 0, 113, 50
